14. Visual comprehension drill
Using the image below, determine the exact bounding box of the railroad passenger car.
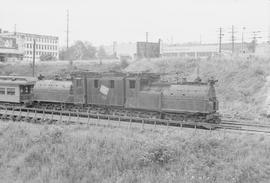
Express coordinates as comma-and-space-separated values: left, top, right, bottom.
0, 76, 36, 104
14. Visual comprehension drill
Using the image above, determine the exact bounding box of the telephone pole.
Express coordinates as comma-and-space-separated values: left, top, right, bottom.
230, 25, 235, 54
66, 9, 69, 49
241, 27, 246, 54
145, 32, 148, 59
14, 24, 16, 35
251, 31, 261, 53
218, 27, 224, 54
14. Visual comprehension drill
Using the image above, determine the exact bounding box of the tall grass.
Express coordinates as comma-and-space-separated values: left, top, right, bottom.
0, 122, 270, 183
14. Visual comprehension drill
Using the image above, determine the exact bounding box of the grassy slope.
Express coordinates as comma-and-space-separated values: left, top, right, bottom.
0, 122, 270, 183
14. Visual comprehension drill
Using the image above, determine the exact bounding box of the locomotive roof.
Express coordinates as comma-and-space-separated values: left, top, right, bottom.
71, 71, 162, 78
71, 71, 126, 77
34, 80, 72, 90
0, 76, 37, 85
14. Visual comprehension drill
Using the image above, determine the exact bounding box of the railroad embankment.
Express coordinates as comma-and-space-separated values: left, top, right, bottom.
0, 121, 269, 182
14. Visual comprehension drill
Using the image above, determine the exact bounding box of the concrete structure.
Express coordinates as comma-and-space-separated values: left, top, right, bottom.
104, 42, 136, 59
0, 30, 59, 61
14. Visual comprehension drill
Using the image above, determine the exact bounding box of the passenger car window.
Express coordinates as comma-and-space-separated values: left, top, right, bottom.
129, 80, 136, 89
7, 88, 15, 95
0, 88, 5, 95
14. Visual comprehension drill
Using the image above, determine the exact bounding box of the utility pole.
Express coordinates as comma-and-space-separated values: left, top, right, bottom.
32, 39, 36, 77
241, 27, 246, 54
66, 9, 69, 49
251, 31, 261, 53
145, 32, 148, 59
218, 27, 224, 54
230, 25, 235, 54
14, 24, 16, 35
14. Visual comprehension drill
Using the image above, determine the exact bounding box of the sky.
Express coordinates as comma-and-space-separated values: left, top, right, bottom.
1, 0, 270, 47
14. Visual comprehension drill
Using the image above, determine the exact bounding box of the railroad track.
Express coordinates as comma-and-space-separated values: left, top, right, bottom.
0, 106, 217, 130
1, 106, 270, 134
219, 119, 270, 134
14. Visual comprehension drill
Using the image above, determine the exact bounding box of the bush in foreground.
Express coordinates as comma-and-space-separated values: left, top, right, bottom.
0, 122, 270, 183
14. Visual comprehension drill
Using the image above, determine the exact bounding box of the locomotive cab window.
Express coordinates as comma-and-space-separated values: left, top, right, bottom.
109, 80, 114, 88
0, 88, 5, 95
7, 88, 15, 95
129, 80, 136, 89
94, 79, 99, 88
76, 79, 82, 87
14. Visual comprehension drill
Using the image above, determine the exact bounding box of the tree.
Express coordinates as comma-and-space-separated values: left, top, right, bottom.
97, 46, 107, 64
40, 54, 56, 61
59, 41, 97, 60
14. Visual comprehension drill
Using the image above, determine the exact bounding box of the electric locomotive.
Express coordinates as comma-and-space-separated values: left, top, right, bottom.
0, 72, 220, 124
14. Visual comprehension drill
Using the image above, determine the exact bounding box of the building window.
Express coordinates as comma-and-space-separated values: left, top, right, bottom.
94, 80, 99, 88
129, 80, 136, 89
0, 88, 5, 95
7, 88, 15, 95
109, 80, 114, 88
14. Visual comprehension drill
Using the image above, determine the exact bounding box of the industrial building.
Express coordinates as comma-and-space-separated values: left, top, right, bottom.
160, 42, 252, 59
161, 43, 218, 58
0, 29, 59, 61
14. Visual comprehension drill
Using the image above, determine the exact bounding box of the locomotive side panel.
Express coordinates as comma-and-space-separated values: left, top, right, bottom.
86, 77, 125, 107
161, 96, 210, 113
161, 84, 216, 114
125, 91, 160, 111
33, 80, 73, 103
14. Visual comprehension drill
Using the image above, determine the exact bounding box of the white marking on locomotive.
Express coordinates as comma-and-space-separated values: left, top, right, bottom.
100, 85, 109, 96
